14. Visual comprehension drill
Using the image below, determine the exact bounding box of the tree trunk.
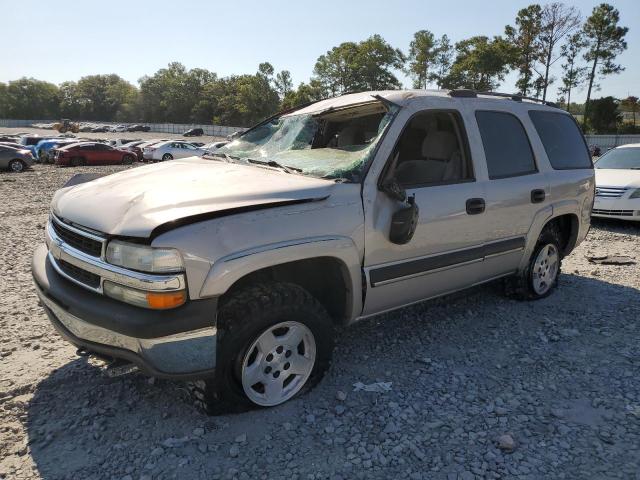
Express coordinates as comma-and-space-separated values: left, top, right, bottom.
542, 46, 553, 101
584, 39, 601, 129
566, 87, 572, 112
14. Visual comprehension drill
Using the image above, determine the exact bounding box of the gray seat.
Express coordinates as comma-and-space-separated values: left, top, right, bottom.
395, 130, 461, 184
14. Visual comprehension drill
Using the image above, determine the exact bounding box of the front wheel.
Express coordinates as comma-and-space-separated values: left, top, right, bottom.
189, 282, 334, 415
8, 159, 25, 172
162, 153, 173, 161
505, 224, 562, 300
122, 154, 134, 165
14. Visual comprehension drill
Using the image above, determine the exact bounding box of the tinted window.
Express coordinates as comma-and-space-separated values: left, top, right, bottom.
476, 111, 536, 179
391, 111, 473, 186
594, 147, 640, 170
529, 111, 591, 169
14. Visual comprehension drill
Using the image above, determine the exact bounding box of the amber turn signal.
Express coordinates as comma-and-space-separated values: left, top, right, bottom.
146, 291, 187, 310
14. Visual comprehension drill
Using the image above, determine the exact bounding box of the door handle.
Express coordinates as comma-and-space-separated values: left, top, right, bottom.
531, 189, 546, 203
466, 198, 485, 215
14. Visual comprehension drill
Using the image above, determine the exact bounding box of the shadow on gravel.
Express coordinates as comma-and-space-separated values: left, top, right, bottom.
24, 273, 640, 479
591, 217, 640, 236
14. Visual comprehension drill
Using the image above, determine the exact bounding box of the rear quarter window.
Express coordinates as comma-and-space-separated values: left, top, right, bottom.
528, 111, 592, 169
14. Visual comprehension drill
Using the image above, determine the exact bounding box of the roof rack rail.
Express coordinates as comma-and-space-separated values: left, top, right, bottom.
448, 89, 558, 108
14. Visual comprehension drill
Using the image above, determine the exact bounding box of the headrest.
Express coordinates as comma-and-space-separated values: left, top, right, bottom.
421, 131, 457, 160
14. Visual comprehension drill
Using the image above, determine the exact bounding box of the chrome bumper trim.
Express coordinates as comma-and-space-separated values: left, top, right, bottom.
46, 220, 186, 294
35, 284, 217, 375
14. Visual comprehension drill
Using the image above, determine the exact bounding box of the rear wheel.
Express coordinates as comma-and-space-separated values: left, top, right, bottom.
189, 282, 334, 415
122, 154, 134, 165
162, 153, 173, 161
8, 159, 25, 173
505, 224, 562, 300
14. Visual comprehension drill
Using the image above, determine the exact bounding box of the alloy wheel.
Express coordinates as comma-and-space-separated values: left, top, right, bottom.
241, 321, 316, 407
532, 244, 559, 295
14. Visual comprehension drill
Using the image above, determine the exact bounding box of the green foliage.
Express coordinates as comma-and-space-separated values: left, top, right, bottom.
443, 36, 516, 91
505, 4, 543, 96
582, 3, 628, 123
407, 30, 437, 89
313, 34, 405, 95
559, 32, 588, 109
274, 71, 293, 98
431, 35, 454, 89
3, 78, 60, 119
586, 96, 621, 133
281, 80, 325, 110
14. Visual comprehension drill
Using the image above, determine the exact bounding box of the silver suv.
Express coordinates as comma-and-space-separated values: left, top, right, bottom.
32, 90, 594, 413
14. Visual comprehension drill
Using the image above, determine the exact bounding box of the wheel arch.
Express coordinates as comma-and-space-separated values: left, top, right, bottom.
199, 237, 363, 325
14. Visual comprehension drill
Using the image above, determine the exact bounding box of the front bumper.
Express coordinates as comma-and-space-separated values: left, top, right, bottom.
592, 196, 640, 221
32, 244, 218, 379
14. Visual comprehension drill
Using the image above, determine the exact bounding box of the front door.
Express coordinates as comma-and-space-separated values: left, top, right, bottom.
361, 105, 490, 315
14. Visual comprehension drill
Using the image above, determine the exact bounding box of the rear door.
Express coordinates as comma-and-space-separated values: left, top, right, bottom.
470, 109, 550, 278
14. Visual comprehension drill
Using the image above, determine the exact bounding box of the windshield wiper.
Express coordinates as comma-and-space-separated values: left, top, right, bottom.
246, 158, 302, 174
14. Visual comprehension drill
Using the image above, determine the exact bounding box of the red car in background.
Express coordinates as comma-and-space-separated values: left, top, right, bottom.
53, 142, 137, 167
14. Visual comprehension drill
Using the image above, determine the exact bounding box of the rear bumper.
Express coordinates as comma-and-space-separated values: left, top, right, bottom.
32, 244, 218, 379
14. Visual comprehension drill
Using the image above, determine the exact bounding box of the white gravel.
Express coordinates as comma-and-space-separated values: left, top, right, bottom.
1, 164, 639, 480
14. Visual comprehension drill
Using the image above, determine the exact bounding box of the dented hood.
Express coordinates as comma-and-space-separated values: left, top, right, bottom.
51, 157, 334, 237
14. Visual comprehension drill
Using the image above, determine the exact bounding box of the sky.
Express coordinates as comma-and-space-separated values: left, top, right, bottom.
1, 0, 638, 102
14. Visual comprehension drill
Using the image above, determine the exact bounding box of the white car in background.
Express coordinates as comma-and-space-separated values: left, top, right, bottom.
593, 144, 640, 221
143, 141, 205, 162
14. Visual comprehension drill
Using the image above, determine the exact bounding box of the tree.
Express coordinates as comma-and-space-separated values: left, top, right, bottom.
505, 4, 543, 96
582, 3, 628, 127
3, 78, 60, 119
559, 32, 588, 112
274, 70, 293, 98
281, 80, 325, 110
587, 96, 621, 133
68, 74, 139, 121
538, 2, 581, 100
621, 96, 639, 126
0, 83, 9, 117
139, 63, 215, 123
258, 62, 275, 79
430, 34, 454, 89
313, 35, 405, 95
407, 30, 437, 89
443, 36, 515, 91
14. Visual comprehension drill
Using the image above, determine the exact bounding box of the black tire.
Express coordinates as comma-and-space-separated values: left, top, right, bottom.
189, 282, 334, 415
8, 159, 25, 173
70, 157, 85, 167
122, 154, 134, 165
162, 153, 173, 161
505, 224, 563, 300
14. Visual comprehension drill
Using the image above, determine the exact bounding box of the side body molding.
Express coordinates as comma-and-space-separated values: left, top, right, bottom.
198, 236, 364, 321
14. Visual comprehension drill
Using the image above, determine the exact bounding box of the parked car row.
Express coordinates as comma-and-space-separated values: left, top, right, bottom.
32, 122, 152, 133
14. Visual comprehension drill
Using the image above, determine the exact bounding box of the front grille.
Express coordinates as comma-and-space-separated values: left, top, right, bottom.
595, 187, 627, 198
57, 259, 101, 288
592, 209, 635, 216
51, 220, 103, 257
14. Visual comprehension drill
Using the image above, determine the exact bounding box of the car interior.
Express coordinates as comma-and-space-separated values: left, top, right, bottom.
390, 112, 472, 186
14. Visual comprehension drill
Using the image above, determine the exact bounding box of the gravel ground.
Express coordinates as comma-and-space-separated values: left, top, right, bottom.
0, 127, 225, 144
1, 164, 639, 480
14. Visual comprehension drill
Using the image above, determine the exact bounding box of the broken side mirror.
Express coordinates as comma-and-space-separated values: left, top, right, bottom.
381, 178, 419, 245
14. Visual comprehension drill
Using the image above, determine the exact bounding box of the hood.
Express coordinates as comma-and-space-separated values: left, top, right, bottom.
595, 168, 640, 188
52, 157, 334, 237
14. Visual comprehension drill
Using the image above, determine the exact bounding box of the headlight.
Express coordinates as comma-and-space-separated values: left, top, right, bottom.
105, 240, 184, 273
103, 281, 186, 309
630, 188, 640, 199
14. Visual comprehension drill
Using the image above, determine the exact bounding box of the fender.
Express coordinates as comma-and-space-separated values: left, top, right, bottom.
198, 235, 364, 321
518, 204, 553, 271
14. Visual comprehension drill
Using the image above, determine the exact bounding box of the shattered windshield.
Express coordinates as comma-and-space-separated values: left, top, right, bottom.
213, 101, 398, 181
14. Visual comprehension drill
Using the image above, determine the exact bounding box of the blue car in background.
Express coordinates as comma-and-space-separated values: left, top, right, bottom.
35, 138, 80, 163
19, 136, 61, 161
